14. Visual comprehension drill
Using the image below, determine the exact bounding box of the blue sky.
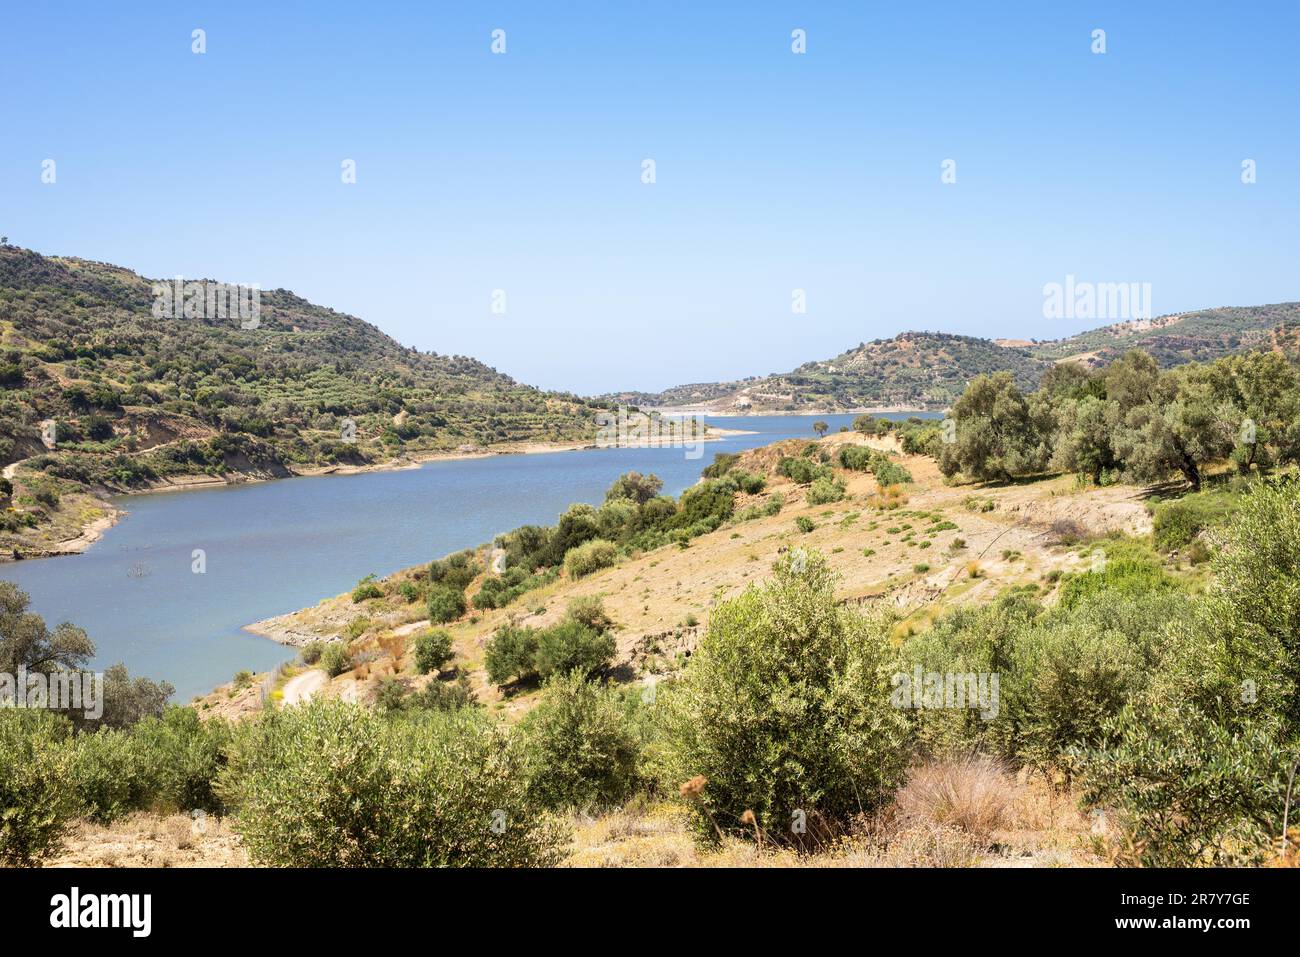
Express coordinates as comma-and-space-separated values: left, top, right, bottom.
3, 1, 1297, 394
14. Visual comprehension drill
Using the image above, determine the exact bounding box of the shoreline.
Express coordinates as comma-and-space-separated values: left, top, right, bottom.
1, 426, 755, 562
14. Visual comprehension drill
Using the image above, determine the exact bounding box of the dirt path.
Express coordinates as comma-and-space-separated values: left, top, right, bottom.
281, 669, 326, 706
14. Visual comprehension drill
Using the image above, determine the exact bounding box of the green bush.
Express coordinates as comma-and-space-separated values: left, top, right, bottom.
563, 539, 617, 579
320, 642, 353, 677
871, 457, 913, 486
427, 552, 478, 593
300, 641, 325, 665
224, 702, 566, 866
484, 624, 541, 685
565, 595, 612, 632
535, 619, 615, 679
777, 456, 830, 484
413, 629, 454, 674
1057, 539, 1173, 610
1076, 478, 1300, 864
795, 516, 815, 533
404, 675, 477, 712
522, 671, 642, 810
426, 585, 467, 623
1151, 488, 1239, 551
129, 706, 232, 814
73, 727, 152, 824
664, 550, 908, 846
0, 709, 80, 866
838, 446, 874, 471
351, 575, 384, 603
806, 476, 846, 505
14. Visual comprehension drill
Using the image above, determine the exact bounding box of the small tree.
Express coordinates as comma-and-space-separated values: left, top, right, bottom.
426, 585, 466, 624
413, 629, 454, 674
522, 671, 641, 810
812, 420, 829, 437
0, 710, 80, 865
665, 550, 909, 846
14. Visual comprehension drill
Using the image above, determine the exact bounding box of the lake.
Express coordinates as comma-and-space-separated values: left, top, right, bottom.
0, 413, 939, 701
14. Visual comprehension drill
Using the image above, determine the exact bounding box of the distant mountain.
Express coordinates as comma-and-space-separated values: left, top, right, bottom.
604, 332, 1049, 413
0, 245, 602, 489
606, 304, 1300, 414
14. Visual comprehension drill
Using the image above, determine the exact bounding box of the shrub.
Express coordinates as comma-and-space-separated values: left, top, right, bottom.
224, 702, 565, 866
427, 553, 478, 593
1077, 478, 1300, 864
535, 619, 615, 679
73, 727, 149, 824
485, 624, 541, 685
701, 453, 738, 478
300, 641, 325, 665
1057, 539, 1172, 610
604, 471, 664, 504
664, 551, 909, 846
1151, 488, 1238, 552
522, 671, 641, 810
565, 595, 612, 633
413, 629, 454, 674
795, 516, 815, 533
404, 674, 477, 712
838, 445, 873, 471
563, 539, 617, 579
733, 471, 766, 494
806, 476, 846, 505
673, 480, 735, 531
320, 642, 353, 677
130, 706, 232, 814
0, 709, 80, 865
777, 456, 829, 484
872, 457, 912, 486
351, 575, 383, 603
427, 585, 467, 624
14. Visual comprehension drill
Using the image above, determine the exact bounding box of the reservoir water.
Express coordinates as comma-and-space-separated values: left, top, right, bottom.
0, 413, 938, 700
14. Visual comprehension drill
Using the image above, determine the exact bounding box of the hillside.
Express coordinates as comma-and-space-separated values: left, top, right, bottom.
1028, 302, 1300, 367
0, 245, 603, 556
605, 332, 1050, 413
608, 304, 1300, 414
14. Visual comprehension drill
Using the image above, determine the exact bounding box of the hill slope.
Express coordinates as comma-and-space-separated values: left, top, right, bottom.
0, 245, 602, 555
607, 304, 1300, 414
604, 332, 1051, 413
1028, 302, 1300, 367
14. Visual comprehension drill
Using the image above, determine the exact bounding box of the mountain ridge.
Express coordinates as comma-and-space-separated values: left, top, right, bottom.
602, 303, 1300, 413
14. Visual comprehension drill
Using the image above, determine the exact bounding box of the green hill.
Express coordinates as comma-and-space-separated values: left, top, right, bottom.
0, 245, 603, 554
606, 305, 1300, 415
1028, 302, 1300, 366
604, 332, 1050, 413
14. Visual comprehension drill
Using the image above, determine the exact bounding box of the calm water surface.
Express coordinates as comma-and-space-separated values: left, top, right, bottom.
0, 413, 938, 700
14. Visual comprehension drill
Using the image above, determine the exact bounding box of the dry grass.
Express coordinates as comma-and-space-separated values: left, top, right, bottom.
895, 755, 1020, 845
46, 812, 248, 868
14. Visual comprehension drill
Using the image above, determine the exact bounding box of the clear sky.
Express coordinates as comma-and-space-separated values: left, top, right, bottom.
3, 1, 1297, 394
